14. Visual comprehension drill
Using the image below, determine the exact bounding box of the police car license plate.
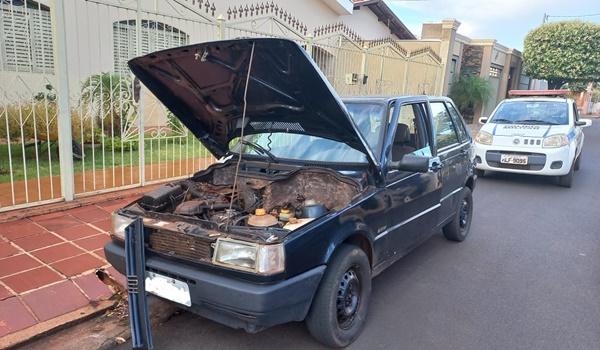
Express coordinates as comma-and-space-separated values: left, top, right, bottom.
501, 154, 528, 165
145, 271, 191, 307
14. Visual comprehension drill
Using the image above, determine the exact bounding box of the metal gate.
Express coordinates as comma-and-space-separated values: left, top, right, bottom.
0, 0, 443, 212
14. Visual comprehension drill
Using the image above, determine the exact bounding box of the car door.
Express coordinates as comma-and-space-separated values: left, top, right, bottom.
374, 101, 442, 268
430, 100, 471, 225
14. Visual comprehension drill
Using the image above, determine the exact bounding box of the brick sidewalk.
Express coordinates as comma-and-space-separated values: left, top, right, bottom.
0, 187, 160, 348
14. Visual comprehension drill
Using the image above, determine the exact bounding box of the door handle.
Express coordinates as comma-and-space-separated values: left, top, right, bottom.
429, 157, 443, 172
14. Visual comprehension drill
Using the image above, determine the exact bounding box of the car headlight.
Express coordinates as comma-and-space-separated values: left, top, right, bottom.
543, 134, 569, 148
111, 212, 135, 240
475, 131, 493, 145
213, 238, 285, 275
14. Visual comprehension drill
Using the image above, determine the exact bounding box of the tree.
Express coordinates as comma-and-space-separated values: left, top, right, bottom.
448, 74, 492, 119
523, 21, 600, 89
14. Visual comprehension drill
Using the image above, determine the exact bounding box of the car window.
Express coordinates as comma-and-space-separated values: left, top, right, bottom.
430, 102, 459, 150
572, 103, 579, 123
446, 102, 469, 142
390, 103, 431, 162
230, 133, 368, 163
345, 102, 386, 161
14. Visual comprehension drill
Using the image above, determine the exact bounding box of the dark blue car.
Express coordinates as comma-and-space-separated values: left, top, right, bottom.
104, 38, 476, 348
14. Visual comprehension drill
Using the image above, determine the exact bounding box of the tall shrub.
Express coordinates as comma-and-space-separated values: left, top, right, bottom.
449, 74, 492, 119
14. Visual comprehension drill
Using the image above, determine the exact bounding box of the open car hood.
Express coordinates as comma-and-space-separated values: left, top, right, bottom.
128, 38, 375, 162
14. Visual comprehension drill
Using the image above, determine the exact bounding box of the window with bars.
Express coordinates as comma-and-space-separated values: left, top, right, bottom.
113, 20, 189, 74
0, 2, 54, 73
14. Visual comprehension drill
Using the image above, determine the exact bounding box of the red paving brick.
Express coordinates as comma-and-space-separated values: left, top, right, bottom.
69, 207, 111, 223
74, 234, 110, 251
91, 218, 111, 232
51, 254, 106, 277
0, 284, 14, 300
1, 266, 64, 294
54, 224, 102, 240
73, 274, 113, 301
13, 232, 64, 251
30, 243, 85, 264
2, 222, 45, 240
63, 205, 95, 214
0, 297, 37, 337
0, 254, 42, 278
34, 215, 82, 231
0, 219, 30, 230
93, 248, 107, 260
22, 281, 89, 322
0, 242, 21, 258
29, 211, 66, 221
106, 266, 126, 286
96, 199, 128, 208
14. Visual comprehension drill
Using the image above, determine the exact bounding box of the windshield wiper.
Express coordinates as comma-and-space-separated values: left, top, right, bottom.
240, 140, 279, 163
490, 118, 514, 124
514, 119, 552, 124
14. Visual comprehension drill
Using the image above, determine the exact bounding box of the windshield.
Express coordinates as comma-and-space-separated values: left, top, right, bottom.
229, 102, 386, 163
489, 100, 569, 125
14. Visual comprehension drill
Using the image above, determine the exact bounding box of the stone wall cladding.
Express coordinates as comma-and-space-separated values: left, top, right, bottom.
460, 45, 483, 76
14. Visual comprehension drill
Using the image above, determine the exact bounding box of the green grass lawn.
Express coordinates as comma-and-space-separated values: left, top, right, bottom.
0, 134, 213, 183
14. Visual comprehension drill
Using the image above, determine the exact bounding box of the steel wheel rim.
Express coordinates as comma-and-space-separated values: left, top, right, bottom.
336, 267, 361, 329
459, 198, 469, 233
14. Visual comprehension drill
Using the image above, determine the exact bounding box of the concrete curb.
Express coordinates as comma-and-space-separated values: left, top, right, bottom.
11, 298, 179, 350
0, 300, 116, 350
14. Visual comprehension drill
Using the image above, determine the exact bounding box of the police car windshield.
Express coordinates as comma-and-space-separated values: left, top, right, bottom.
490, 100, 569, 125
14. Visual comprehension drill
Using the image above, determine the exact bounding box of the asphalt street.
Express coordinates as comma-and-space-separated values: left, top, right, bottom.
116, 121, 600, 350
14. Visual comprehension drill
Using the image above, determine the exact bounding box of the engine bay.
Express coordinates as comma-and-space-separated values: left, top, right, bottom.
131, 162, 362, 234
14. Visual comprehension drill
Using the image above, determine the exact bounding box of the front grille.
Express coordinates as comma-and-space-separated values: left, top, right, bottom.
495, 163, 531, 170
149, 230, 213, 262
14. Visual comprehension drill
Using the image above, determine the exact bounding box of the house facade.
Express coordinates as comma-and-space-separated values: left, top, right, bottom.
1, 0, 446, 211
419, 19, 528, 119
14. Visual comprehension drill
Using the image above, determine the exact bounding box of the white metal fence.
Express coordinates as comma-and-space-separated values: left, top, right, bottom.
0, 0, 443, 212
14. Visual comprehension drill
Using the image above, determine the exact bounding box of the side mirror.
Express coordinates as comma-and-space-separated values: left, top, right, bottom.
479, 117, 488, 124
576, 119, 592, 128
389, 154, 431, 173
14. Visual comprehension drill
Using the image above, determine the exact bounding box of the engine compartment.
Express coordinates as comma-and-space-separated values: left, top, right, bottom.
134, 162, 362, 232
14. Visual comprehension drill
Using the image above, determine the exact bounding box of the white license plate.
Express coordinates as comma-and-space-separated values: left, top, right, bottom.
145, 271, 191, 307
500, 154, 528, 165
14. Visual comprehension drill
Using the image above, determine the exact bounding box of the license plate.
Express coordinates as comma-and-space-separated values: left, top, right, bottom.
500, 154, 528, 165
145, 271, 191, 307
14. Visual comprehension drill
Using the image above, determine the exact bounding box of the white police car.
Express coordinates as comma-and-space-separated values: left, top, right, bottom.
474, 90, 592, 187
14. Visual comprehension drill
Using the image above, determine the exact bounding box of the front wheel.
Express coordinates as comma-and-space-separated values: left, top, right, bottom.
306, 244, 371, 348
558, 165, 574, 188
574, 153, 581, 171
442, 187, 473, 242
475, 168, 485, 177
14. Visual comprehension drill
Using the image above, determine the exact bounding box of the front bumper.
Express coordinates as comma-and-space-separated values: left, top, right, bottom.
104, 241, 325, 333
474, 143, 574, 176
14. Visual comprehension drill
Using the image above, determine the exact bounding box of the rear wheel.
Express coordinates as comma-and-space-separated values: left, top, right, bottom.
443, 187, 473, 242
574, 153, 581, 171
306, 244, 371, 348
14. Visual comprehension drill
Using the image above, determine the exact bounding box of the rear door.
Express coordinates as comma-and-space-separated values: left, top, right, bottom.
430, 100, 472, 225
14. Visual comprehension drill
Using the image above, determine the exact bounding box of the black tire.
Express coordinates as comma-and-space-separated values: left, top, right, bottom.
574, 153, 581, 171
442, 187, 473, 242
475, 168, 485, 177
306, 244, 371, 348
558, 165, 574, 188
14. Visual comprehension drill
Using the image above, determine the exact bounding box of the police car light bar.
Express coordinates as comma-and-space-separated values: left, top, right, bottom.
508, 89, 570, 98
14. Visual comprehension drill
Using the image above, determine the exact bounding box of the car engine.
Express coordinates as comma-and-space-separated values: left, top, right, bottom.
133, 162, 362, 231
